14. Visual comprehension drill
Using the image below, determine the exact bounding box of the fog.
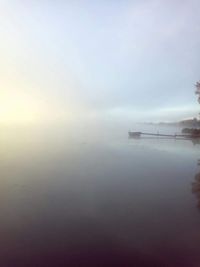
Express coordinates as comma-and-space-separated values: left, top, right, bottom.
1, 0, 200, 125
1, 1, 200, 266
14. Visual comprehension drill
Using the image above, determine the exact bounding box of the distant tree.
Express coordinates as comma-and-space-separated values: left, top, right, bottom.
195, 81, 200, 103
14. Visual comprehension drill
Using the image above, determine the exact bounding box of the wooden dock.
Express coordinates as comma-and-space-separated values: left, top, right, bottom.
128, 131, 200, 139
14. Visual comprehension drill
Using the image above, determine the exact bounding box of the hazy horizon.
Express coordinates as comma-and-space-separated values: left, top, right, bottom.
2, 2, 200, 266
0, 0, 200, 125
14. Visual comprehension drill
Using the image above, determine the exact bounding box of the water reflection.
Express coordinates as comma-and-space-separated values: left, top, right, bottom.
192, 159, 200, 210
129, 135, 200, 146
130, 135, 200, 214
1, 126, 200, 266
191, 138, 200, 146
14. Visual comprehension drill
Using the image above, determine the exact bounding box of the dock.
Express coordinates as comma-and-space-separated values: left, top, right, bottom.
128, 131, 200, 139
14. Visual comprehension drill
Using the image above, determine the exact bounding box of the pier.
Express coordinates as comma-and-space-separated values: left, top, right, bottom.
128, 131, 200, 139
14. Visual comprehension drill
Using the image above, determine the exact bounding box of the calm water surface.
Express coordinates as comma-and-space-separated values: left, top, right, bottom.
0, 124, 200, 267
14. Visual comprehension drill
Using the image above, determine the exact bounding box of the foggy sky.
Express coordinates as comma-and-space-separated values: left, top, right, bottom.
0, 0, 200, 122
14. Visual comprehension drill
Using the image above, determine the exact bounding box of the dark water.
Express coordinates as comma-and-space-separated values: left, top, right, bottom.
0, 124, 200, 267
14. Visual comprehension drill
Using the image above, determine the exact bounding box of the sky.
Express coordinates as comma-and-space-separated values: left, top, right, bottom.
0, 0, 200, 124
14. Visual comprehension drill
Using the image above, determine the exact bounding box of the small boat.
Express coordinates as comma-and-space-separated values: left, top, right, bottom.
182, 128, 200, 135
128, 131, 141, 137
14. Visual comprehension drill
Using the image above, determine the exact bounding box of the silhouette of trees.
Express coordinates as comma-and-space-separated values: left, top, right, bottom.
195, 81, 200, 103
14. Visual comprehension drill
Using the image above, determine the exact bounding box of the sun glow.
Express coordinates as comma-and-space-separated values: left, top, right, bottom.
0, 90, 42, 124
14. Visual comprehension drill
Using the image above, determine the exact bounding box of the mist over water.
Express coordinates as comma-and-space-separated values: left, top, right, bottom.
1, 0, 200, 265
0, 121, 200, 267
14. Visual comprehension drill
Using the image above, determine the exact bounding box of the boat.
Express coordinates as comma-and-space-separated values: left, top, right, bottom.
128, 131, 141, 137
182, 128, 200, 135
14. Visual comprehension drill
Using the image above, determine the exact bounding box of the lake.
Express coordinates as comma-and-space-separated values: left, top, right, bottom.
0, 123, 200, 267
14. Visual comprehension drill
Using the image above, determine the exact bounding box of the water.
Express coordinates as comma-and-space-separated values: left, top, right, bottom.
0, 123, 200, 267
